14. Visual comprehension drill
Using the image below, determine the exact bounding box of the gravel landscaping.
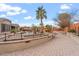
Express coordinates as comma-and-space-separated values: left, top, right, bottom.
1, 32, 79, 56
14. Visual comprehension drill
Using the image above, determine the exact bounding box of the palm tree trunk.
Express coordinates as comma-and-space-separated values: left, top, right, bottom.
40, 19, 44, 33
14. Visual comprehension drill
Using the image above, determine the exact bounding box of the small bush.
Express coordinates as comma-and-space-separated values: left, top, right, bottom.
45, 25, 52, 32
68, 29, 76, 33
11, 29, 17, 33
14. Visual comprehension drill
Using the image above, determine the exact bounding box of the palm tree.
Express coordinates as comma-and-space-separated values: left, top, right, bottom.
36, 6, 47, 33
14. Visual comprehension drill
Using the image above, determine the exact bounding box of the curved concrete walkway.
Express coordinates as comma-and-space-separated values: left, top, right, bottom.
1, 32, 79, 56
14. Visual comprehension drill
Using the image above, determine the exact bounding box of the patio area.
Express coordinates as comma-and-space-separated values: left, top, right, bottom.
1, 32, 79, 56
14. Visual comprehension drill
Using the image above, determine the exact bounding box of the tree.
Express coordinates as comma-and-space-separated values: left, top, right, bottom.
58, 13, 71, 30
36, 6, 47, 33
32, 24, 37, 34
45, 25, 52, 32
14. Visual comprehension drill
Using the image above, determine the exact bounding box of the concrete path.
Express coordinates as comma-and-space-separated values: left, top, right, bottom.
1, 32, 79, 56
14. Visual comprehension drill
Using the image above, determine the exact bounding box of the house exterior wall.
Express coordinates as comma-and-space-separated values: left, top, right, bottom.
0, 18, 20, 33
0, 24, 11, 32
0, 18, 11, 33
11, 24, 20, 32
70, 23, 79, 31
64, 23, 79, 32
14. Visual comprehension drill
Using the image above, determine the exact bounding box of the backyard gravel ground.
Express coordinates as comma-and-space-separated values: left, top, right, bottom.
1, 32, 79, 56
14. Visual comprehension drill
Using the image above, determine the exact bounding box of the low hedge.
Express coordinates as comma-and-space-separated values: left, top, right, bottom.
68, 29, 76, 33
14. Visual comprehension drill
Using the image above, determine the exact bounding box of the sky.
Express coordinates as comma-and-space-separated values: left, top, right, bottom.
0, 0, 79, 3
0, 3, 79, 27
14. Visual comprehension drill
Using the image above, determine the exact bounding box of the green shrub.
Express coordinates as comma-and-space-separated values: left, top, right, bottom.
68, 29, 76, 33
11, 29, 17, 33
45, 25, 52, 32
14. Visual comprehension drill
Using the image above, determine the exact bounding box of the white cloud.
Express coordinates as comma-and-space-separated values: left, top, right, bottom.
0, 3, 21, 12
59, 10, 66, 14
0, 3, 27, 16
44, 20, 55, 25
44, 20, 58, 27
60, 4, 71, 10
11, 7, 21, 12
6, 11, 20, 16
21, 9, 27, 13
59, 4, 72, 14
12, 19, 18, 24
24, 16, 34, 20
0, 14, 6, 17
19, 23, 31, 27
69, 4, 72, 6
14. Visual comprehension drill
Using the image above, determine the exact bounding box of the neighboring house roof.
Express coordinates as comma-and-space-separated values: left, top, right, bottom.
20, 26, 32, 31
0, 18, 11, 23
0, 18, 20, 27
11, 24, 19, 27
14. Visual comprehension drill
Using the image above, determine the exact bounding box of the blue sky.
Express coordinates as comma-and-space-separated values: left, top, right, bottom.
0, 3, 79, 27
